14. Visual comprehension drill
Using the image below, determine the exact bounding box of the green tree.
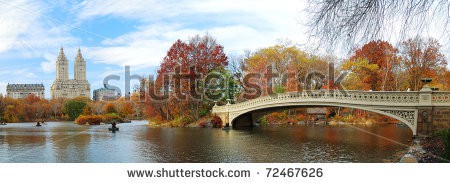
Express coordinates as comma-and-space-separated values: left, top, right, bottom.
206, 68, 241, 104
63, 100, 87, 120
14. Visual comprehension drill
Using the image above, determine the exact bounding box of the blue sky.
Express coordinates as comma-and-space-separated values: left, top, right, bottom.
0, 0, 309, 98
1, 0, 449, 98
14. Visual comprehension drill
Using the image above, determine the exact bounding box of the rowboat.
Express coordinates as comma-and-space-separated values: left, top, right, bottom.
109, 127, 119, 132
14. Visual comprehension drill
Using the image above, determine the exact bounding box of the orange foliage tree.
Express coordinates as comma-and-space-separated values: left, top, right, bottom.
149, 34, 228, 122
119, 102, 133, 118
103, 102, 116, 114
242, 42, 329, 95
347, 40, 399, 91
399, 37, 447, 91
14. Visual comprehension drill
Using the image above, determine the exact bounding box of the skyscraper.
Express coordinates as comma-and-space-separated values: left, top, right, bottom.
51, 47, 90, 99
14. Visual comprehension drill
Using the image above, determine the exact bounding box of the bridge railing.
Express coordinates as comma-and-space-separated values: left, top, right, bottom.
212, 90, 450, 113
432, 91, 450, 103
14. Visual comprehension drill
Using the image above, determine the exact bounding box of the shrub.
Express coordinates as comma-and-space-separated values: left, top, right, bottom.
343, 115, 355, 123
74, 113, 125, 125
212, 115, 222, 128
198, 121, 207, 128
75, 115, 104, 125
259, 116, 269, 125
331, 115, 344, 122
264, 111, 288, 124
150, 115, 164, 125
199, 109, 209, 117
286, 118, 295, 124
181, 115, 194, 126
296, 114, 306, 121
103, 113, 124, 123
437, 129, 450, 159
171, 115, 193, 127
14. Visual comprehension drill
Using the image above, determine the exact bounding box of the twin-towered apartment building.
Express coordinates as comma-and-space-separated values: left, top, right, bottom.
50, 47, 90, 99
6, 48, 91, 100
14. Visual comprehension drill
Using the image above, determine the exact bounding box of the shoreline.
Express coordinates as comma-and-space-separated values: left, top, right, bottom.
400, 136, 449, 163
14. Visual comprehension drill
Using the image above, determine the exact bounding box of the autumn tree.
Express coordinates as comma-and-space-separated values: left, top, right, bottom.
150, 33, 228, 121
91, 101, 105, 115
119, 102, 133, 118
22, 94, 41, 121
103, 102, 117, 114
440, 70, 450, 90
341, 58, 379, 90
347, 40, 399, 91
130, 92, 144, 119
242, 42, 329, 95
0, 97, 23, 122
3, 105, 20, 122
23, 94, 40, 104
34, 99, 51, 121
49, 98, 64, 119
399, 37, 447, 91
82, 105, 92, 116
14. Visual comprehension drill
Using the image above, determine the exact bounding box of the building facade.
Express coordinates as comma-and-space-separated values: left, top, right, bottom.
51, 48, 90, 99
6, 84, 45, 99
93, 87, 119, 101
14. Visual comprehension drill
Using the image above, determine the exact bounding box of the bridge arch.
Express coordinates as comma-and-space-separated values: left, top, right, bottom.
229, 102, 417, 135
212, 90, 450, 136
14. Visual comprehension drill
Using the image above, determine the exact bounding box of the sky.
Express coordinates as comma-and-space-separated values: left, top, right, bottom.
1, 0, 449, 99
0, 0, 310, 98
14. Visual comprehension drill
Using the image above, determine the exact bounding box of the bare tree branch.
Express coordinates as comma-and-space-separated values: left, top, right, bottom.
307, 0, 450, 50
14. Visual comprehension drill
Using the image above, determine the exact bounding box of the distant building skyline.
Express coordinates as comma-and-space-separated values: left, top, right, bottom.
6, 83, 45, 99
93, 87, 119, 101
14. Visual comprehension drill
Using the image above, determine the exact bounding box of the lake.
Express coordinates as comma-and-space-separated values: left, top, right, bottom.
0, 121, 412, 163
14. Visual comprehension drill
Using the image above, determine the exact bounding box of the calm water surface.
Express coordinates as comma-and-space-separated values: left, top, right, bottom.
0, 121, 412, 163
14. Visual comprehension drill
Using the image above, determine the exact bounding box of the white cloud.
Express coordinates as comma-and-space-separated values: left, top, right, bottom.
0, 0, 41, 52
76, 0, 307, 68
40, 53, 57, 73
0, 0, 79, 58
76, 0, 182, 21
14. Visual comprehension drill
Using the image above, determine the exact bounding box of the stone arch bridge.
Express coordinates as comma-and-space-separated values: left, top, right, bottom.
212, 88, 450, 136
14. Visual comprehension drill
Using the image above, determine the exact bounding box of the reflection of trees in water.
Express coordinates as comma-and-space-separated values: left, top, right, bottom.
52, 133, 91, 162
1, 122, 414, 162
4, 134, 46, 146
1, 125, 47, 144
136, 128, 231, 162
49, 125, 91, 162
133, 125, 412, 163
